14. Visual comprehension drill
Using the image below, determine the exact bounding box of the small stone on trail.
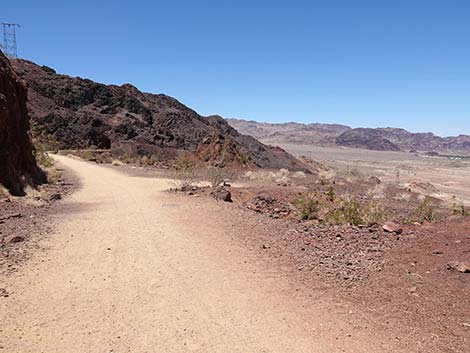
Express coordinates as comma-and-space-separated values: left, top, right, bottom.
4, 235, 24, 244
383, 222, 403, 235
49, 193, 62, 201
447, 261, 470, 273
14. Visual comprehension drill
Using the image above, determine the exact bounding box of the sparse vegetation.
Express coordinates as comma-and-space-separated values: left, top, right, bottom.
0, 186, 9, 199
452, 203, 469, 217
325, 198, 364, 226
30, 120, 60, 169
326, 185, 335, 201
293, 197, 320, 220
238, 154, 251, 165
318, 177, 329, 186
174, 155, 196, 171
362, 202, 386, 224
416, 196, 437, 223
170, 168, 199, 191
206, 167, 231, 188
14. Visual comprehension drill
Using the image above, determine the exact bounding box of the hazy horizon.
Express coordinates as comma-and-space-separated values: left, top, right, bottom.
228, 117, 470, 138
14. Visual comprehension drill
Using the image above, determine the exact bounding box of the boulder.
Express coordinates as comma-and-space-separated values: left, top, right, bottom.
210, 186, 232, 202
368, 176, 382, 184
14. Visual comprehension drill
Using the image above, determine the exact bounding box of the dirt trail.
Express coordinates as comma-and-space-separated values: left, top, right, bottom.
1, 155, 405, 352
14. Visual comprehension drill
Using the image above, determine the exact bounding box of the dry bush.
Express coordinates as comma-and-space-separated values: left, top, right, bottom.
416, 196, 437, 223
393, 191, 411, 201
205, 167, 232, 188
362, 202, 386, 224
174, 155, 196, 171
0, 186, 9, 199
169, 168, 200, 191
244, 169, 291, 184
452, 204, 469, 217
326, 185, 335, 201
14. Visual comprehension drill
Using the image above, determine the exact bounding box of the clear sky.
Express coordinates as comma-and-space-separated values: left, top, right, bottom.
3, 0, 470, 136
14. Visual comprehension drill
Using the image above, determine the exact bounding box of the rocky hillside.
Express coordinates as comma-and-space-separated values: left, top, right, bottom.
12, 60, 307, 171
229, 118, 470, 154
335, 129, 400, 151
0, 52, 46, 195
227, 118, 350, 145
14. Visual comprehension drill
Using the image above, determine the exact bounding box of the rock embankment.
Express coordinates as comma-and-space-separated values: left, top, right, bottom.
0, 51, 46, 195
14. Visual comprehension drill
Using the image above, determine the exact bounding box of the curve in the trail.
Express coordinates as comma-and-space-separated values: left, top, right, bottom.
0, 155, 403, 353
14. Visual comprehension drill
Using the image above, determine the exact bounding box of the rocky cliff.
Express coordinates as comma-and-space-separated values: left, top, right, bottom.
0, 51, 46, 195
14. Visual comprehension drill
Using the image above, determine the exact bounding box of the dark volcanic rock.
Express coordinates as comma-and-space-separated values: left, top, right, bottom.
12, 60, 307, 171
210, 186, 232, 202
0, 51, 46, 195
4, 234, 25, 244
336, 129, 401, 151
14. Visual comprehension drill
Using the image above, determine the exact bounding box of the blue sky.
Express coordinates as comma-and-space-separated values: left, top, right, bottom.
3, 0, 470, 136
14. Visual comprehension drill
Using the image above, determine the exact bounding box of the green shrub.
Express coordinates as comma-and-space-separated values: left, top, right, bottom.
238, 154, 251, 165
293, 197, 320, 220
325, 199, 364, 226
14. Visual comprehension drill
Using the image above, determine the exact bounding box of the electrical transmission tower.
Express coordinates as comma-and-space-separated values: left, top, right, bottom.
1, 23, 20, 59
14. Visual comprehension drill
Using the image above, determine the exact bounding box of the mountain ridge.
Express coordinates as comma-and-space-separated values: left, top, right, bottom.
228, 118, 470, 153
11, 59, 308, 171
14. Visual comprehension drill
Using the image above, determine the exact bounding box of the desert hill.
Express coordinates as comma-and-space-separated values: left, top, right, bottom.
11, 59, 306, 171
228, 118, 470, 153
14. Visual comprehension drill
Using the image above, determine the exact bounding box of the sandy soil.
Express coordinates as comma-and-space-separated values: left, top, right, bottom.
0, 155, 413, 353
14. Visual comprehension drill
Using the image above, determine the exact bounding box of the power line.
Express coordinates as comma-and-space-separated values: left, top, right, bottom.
1, 23, 20, 59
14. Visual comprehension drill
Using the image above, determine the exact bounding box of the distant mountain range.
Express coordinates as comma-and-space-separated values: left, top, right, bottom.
228, 119, 470, 154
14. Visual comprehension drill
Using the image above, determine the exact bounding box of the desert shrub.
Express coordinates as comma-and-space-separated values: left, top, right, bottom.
205, 167, 233, 188
0, 186, 9, 199
238, 154, 251, 165
416, 196, 436, 223
30, 120, 61, 169
362, 203, 386, 224
34, 149, 54, 168
452, 203, 469, 217
318, 177, 329, 186
174, 155, 196, 171
293, 197, 320, 220
169, 156, 201, 190
325, 199, 364, 226
138, 155, 160, 166
326, 185, 335, 201
244, 169, 291, 184
170, 168, 199, 191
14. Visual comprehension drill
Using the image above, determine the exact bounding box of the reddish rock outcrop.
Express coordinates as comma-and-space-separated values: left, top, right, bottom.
0, 51, 46, 195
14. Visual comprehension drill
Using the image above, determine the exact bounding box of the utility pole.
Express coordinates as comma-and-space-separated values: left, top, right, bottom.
1, 23, 20, 59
